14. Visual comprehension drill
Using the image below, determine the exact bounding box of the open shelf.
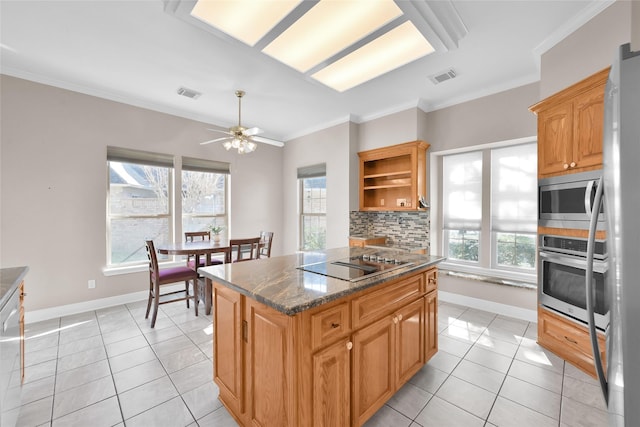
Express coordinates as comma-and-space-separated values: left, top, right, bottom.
358, 141, 430, 211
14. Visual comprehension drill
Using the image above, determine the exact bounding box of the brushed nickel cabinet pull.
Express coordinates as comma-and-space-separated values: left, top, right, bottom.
564, 335, 578, 344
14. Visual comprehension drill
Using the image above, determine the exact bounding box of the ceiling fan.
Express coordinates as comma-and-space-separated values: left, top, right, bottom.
200, 90, 284, 154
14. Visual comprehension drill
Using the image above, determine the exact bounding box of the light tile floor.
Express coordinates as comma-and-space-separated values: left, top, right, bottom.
7, 300, 609, 426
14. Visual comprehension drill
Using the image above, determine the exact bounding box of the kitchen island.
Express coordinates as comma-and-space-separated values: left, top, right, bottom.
199, 247, 445, 427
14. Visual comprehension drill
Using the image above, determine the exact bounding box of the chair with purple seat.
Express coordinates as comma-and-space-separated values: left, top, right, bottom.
145, 240, 199, 328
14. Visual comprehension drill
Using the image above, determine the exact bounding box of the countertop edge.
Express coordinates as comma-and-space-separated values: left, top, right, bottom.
0, 266, 29, 311
201, 256, 445, 316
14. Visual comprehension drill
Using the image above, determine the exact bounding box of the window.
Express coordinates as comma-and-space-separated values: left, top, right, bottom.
442, 151, 483, 263
440, 142, 537, 275
298, 164, 326, 250
107, 149, 231, 268
107, 147, 173, 266
490, 144, 537, 270
181, 157, 229, 234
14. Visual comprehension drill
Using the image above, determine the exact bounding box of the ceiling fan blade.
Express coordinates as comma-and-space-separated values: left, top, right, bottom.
200, 136, 231, 145
251, 135, 285, 147
207, 128, 233, 136
243, 127, 263, 136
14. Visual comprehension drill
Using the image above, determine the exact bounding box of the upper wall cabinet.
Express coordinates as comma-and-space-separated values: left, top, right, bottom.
358, 141, 430, 211
530, 68, 609, 178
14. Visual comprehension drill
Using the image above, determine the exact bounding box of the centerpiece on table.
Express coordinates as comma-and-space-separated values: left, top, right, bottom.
209, 225, 224, 243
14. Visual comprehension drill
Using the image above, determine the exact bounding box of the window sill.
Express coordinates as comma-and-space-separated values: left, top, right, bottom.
439, 262, 536, 290
103, 260, 184, 277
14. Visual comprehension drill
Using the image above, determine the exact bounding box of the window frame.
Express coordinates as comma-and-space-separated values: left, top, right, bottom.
180, 169, 229, 235
106, 149, 232, 271
431, 136, 538, 283
106, 159, 174, 268
298, 164, 327, 251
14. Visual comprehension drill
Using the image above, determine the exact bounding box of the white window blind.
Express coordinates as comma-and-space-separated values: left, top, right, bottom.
443, 151, 483, 230
490, 143, 537, 233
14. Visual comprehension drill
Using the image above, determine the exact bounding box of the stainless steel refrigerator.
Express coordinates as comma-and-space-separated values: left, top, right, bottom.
586, 43, 640, 427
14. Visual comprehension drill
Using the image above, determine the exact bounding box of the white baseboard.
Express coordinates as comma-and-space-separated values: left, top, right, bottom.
438, 290, 537, 323
24, 284, 182, 324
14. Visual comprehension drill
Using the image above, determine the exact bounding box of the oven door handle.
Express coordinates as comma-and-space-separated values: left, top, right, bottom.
538, 250, 607, 272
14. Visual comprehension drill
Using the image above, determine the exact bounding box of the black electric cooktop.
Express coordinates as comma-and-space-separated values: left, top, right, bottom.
298, 254, 413, 282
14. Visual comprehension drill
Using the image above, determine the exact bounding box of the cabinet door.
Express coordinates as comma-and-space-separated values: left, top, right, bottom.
312, 338, 351, 427
425, 292, 438, 361
245, 299, 294, 426
213, 284, 243, 415
396, 298, 425, 385
538, 101, 573, 176
572, 84, 604, 171
352, 315, 395, 426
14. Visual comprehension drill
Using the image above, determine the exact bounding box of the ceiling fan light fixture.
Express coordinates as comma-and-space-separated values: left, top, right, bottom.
223, 141, 233, 150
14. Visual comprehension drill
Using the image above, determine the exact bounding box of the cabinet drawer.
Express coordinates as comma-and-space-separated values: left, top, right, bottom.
538, 307, 606, 377
310, 301, 351, 351
352, 273, 424, 329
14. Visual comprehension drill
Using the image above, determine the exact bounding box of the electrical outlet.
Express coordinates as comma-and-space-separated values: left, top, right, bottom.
88, 279, 96, 289
396, 198, 407, 207
380, 198, 385, 206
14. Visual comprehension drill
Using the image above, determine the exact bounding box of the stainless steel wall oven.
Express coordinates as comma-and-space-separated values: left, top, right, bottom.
538, 235, 609, 330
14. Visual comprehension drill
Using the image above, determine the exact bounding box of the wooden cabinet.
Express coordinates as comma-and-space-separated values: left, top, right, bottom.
213, 284, 243, 417
244, 298, 295, 426
312, 338, 351, 427
530, 68, 609, 178
348, 236, 387, 248
425, 290, 438, 361
358, 141, 429, 211
538, 306, 606, 377
213, 266, 439, 427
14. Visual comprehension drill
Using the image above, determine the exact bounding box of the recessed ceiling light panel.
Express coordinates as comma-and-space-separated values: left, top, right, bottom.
311, 21, 435, 92
262, 0, 403, 73
190, 0, 302, 47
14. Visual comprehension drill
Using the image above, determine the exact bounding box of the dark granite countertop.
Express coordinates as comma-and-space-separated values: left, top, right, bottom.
198, 247, 445, 316
0, 266, 28, 311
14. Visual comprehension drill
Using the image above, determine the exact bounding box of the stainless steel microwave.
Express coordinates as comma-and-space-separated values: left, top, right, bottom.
539, 170, 605, 229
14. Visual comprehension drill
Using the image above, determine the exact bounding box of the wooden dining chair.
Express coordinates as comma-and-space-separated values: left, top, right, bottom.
145, 240, 199, 328
229, 237, 261, 263
184, 231, 223, 269
259, 231, 274, 258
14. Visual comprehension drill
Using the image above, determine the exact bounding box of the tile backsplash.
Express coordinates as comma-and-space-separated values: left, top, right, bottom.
350, 211, 430, 251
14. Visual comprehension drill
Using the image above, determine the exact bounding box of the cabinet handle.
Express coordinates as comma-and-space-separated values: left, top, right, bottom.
330, 323, 340, 329
393, 316, 398, 324
397, 314, 403, 321
563, 163, 569, 169
242, 320, 248, 343
346, 341, 353, 350
564, 335, 578, 344
570, 161, 576, 168
21, 293, 27, 297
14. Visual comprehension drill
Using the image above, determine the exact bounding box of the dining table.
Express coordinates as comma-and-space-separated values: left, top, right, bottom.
156, 239, 231, 315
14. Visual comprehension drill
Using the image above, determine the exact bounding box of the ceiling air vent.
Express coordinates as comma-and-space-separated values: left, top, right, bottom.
428, 69, 457, 85
176, 87, 201, 99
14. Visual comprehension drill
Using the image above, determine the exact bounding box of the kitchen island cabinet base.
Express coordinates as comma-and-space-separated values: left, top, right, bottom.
213, 267, 439, 426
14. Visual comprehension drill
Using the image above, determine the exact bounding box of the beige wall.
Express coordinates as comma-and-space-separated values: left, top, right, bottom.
282, 122, 355, 254
357, 108, 420, 151
0, 75, 283, 312
540, 0, 631, 99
